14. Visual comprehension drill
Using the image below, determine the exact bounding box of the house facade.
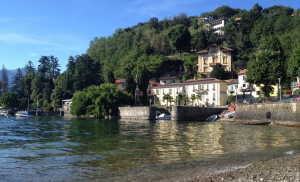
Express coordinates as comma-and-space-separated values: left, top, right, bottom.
152, 78, 228, 107
226, 79, 239, 97
237, 69, 278, 102
197, 44, 233, 76
159, 76, 180, 85
208, 18, 229, 35
291, 77, 300, 94
115, 78, 160, 105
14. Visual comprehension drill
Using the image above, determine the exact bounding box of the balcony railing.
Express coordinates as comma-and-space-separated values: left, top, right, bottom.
239, 85, 255, 92
293, 83, 300, 88
229, 90, 235, 93
209, 63, 217, 67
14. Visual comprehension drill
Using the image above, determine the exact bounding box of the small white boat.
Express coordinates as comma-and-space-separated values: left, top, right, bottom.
205, 115, 219, 121
223, 111, 235, 118
0, 111, 8, 116
15, 113, 34, 118
156, 113, 171, 120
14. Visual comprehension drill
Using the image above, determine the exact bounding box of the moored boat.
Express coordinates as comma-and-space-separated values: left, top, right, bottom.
205, 115, 219, 121
15, 113, 34, 118
156, 113, 171, 120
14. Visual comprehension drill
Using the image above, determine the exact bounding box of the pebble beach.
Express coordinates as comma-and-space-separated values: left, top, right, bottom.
172, 152, 300, 182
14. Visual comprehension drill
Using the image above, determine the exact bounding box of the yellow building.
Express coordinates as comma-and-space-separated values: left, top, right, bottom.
197, 44, 233, 76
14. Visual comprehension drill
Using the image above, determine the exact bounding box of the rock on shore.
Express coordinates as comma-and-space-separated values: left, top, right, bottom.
181, 153, 300, 182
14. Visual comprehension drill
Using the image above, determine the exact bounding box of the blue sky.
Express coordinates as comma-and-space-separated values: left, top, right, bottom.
0, 0, 299, 71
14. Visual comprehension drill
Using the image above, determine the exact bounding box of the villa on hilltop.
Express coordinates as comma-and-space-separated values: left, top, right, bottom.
197, 44, 233, 76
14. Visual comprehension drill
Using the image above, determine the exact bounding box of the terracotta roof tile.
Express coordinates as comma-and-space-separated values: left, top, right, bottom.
115, 78, 160, 85
238, 69, 247, 75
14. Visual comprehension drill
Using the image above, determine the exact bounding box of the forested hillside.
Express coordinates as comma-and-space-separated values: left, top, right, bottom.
1, 3, 300, 113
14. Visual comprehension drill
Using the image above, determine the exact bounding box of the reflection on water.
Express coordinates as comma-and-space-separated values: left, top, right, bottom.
1, 116, 300, 181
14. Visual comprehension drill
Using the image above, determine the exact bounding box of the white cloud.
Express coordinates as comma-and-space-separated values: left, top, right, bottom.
29, 53, 36, 56
127, 0, 203, 17
0, 18, 13, 23
0, 32, 86, 51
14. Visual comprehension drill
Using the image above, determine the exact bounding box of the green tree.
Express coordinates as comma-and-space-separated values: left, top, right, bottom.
165, 24, 191, 54
73, 54, 103, 91
107, 70, 115, 84
49, 55, 61, 80
190, 94, 196, 106
1, 65, 8, 95
10, 68, 23, 97
210, 63, 226, 79
227, 95, 236, 105
246, 50, 283, 98
163, 93, 173, 107
287, 40, 300, 78
137, 64, 149, 105
182, 54, 198, 79
124, 67, 136, 96
0, 92, 18, 110
70, 91, 89, 115
25, 61, 36, 74
30, 74, 43, 100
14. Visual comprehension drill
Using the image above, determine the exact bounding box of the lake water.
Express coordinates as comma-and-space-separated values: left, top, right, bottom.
1, 116, 300, 181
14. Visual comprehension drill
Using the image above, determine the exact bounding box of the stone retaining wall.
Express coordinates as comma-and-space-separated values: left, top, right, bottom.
117, 107, 156, 120
171, 106, 226, 121
235, 102, 300, 126
27, 111, 64, 116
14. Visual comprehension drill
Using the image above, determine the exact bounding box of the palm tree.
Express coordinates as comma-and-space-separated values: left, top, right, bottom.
176, 93, 183, 105
190, 95, 196, 106
163, 93, 173, 108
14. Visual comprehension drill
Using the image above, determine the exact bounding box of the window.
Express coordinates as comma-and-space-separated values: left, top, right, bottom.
223, 66, 227, 71
243, 84, 246, 87
193, 85, 195, 90
256, 91, 260, 95
243, 76, 245, 80
148, 90, 151, 94
207, 84, 209, 89
176, 88, 179, 93
182, 86, 185, 91
223, 57, 227, 64
169, 89, 172, 93
162, 89, 164, 94
204, 67, 208, 73
173, 80, 175, 83
213, 57, 217, 64
204, 58, 207, 64
213, 84, 215, 89
156, 90, 159, 94
230, 85, 233, 91
122, 84, 124, 88
213, 93, 215, 99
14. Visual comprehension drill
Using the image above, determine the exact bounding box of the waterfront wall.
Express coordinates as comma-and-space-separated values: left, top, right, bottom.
117, 107, 156, 120
171, 106, 226, 121
235, 102, 300, 126
27, 111, 64, 116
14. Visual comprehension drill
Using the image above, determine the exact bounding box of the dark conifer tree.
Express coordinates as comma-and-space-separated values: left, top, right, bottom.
1, 65, 8, 95
137, 64, 149, 105
107, 70, 115, 84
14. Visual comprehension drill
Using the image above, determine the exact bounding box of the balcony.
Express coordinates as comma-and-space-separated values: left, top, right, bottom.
209, 63, 217, 67
239, 85, 255, 92
293, 83, 300, 88
229, 90, 235, 93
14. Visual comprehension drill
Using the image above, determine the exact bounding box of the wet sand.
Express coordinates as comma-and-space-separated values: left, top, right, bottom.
165, 153, 300, 182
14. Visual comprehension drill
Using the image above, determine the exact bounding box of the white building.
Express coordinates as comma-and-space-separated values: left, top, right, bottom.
208, 18, 229, 35
152, 78, 228, 107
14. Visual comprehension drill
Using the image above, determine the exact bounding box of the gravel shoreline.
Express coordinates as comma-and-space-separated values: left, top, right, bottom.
172, 153, 300, 182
